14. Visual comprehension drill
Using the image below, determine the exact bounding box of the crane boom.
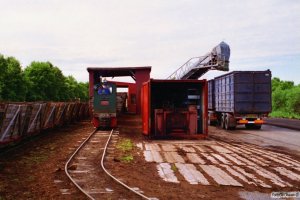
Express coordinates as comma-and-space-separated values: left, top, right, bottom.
167, 41, 230, 80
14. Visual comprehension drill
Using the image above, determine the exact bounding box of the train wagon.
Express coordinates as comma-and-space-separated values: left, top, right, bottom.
90, 77, 117, 128
208, 70, 272, 129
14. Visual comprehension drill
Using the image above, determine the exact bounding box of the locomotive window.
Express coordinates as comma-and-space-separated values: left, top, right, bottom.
97, 84, 113, 95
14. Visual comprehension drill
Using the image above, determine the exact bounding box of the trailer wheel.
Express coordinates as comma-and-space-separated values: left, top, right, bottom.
225, 114, 236, 130
221, 114, 226, 129
225, 116, 229, 130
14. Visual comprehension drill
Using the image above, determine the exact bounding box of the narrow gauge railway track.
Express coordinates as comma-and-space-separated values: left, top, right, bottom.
65, 129, 152, 200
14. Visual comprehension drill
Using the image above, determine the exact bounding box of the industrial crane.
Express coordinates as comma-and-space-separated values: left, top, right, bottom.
167, 41, 230, 80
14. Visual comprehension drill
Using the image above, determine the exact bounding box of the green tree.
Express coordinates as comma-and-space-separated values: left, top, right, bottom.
272, 88, 287, 111
76, 82, 89, 101
0, 55, 7, 100
286, 86, 300, 115
272, 77, 294, 91
65, 76, 89, 101
65, 75, 78, 100
1, 53, 89, 102
271, 77, 300, 119
24, 61, 66, 101
0, 55, 27, 101
271, 77, 281, 92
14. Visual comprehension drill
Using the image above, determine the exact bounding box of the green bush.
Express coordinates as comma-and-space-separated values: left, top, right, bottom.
272, 88, 287, 110
286, 86, 300, 115
271, 78, 300, 119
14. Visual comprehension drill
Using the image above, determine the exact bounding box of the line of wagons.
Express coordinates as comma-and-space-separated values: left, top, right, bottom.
0, 102, 90, 147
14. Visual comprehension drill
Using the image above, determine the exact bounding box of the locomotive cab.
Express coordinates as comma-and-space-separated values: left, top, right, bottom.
92, 77, 117, 128
87, 67, 151, 129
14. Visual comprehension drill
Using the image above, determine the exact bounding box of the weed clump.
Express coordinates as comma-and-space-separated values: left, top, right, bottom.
116, 139, 134, 163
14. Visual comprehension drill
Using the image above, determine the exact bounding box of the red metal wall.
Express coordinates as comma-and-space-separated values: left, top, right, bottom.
141, 79, 208, 139
135, 69, 151, 114
111, 81, 137, 114
141, 82, 150, 135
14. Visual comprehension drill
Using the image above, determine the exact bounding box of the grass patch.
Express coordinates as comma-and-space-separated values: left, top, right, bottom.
116, 139, 133, 152
116, 139, 134, 163
171, 164, 177, 172
120, 155, 133, 163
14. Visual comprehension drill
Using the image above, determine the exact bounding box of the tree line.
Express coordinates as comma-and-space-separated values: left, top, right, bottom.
271, 77, 300, 119
0, 54, 88, 102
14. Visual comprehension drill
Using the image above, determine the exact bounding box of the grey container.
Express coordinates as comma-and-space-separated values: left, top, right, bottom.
214, 70, 272, 114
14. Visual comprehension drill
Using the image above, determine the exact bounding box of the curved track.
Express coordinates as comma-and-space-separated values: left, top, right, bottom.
65, 129, 151, 200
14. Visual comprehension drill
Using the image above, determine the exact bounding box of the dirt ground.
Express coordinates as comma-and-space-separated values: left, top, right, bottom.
107, 134, 246, 200
0, 121, 94, 200
0, 121, 299, 200
107, 128, 300, 200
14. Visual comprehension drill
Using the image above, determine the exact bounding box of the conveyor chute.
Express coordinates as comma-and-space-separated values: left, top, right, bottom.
167, 41, 230, 80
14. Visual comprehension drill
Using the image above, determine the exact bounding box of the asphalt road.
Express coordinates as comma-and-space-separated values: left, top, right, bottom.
265, 117, 300, 131
242, 125, 300, 152
209, 125, 300, 156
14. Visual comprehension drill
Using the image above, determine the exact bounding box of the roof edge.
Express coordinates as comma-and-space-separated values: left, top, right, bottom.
87, 66, 152, 72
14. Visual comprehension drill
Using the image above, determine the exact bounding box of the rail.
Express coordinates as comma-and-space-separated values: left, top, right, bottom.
65, 129, 152, 200
101, 130, 152, 200
64, 129, 97, 200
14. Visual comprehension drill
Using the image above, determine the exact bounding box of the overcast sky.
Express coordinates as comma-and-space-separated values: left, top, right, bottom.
1, 0, 299, 83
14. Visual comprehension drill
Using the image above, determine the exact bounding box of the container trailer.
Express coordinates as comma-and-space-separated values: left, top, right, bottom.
208, 70, 272, 129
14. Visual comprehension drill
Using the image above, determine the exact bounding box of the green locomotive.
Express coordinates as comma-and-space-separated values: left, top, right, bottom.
91, 77, 117, 128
